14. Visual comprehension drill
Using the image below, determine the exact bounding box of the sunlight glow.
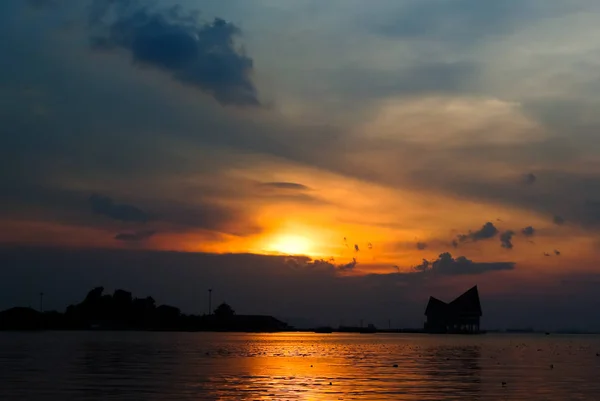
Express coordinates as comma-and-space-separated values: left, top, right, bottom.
267, 234, 313, 255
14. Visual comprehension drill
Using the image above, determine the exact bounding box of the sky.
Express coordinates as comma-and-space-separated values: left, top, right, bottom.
3, 0, 600, 330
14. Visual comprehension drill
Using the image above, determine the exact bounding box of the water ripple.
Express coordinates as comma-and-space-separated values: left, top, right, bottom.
1, 332, 600, 400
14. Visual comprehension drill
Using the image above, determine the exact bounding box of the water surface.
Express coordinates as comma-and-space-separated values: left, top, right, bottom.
1, 332, 600, 400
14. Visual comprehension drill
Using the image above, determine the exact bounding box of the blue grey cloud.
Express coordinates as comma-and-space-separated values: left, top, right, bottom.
89, 0, 258, 106
90, 194, 148, 223
376, 0, 542, 42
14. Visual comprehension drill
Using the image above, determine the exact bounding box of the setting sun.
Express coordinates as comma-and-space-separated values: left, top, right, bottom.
266, 234, 313, 255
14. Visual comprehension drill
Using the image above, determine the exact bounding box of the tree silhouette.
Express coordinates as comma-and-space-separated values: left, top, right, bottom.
0, 288, 289, 331
214, 302, 235, 318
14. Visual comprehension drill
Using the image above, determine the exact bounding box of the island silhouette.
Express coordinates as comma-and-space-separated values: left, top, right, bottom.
5, 285, 587, 334
0, 287, 289, 332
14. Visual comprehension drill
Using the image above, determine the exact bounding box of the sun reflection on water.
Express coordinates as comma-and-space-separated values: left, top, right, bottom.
1, 332, 600, 400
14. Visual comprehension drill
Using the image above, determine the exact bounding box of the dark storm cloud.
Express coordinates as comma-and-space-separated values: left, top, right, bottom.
90, 193, 148, 223
553, 215, 565, 226
521, 226, 535, 237
259, 182, 310, 191
455, 222, 499, 246
114, 230, 155, 242
414, 252, 515, 276
500, 230, 515, 249
89, 0, 258, 106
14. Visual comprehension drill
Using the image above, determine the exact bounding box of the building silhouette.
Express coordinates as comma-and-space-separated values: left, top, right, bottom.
424, 285, 482, 334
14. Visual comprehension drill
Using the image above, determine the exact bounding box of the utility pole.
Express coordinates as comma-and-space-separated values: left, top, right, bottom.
208, 288, 212, 315
39, 292, 44, 313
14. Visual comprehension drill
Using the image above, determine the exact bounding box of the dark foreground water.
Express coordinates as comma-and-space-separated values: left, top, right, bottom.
1, 332, 600, 400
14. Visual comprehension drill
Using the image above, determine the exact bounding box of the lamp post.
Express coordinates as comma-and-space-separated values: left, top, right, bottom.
39, 292, 44, 313
208, 288, 212, 315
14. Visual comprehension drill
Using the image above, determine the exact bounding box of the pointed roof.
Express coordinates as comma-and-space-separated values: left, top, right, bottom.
424, 286, 482, 317
425, 296, 448, 316
449, 285, 482, 316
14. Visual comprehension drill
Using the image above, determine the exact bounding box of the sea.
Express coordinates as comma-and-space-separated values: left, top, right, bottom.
1, 331, 600, 400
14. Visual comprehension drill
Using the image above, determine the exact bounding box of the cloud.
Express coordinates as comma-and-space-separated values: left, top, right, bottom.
581, 200, 600, 226
90, 194, 148, 223
332, 62, 480, 101
114, 230, 156, 242
416, 242, 427, 250
252, 181, 326, 205
149, 200, 259, 236
414, 252, 515, 275
339, 257, 357, 271
1, 185, 257, 239
402, 166, 600, 232
521, 226, 535, 237
455, 222, 499, 246
293, 256, 357, 272
414, 258, 430, 272
259, 182, 310, 191
89, 0, 259, 106
375, 0, 542, 42
523, 173, 537, 185
500, 230, 515, 249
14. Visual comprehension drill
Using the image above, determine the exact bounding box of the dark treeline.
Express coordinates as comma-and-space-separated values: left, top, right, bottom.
0, 287, 289, 332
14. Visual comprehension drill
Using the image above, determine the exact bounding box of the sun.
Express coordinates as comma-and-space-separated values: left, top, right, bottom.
266, 234, 313, 255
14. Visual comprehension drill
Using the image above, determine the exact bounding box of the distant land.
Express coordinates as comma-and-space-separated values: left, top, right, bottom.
1, 287, 598, 334
0, 287, 289, 332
